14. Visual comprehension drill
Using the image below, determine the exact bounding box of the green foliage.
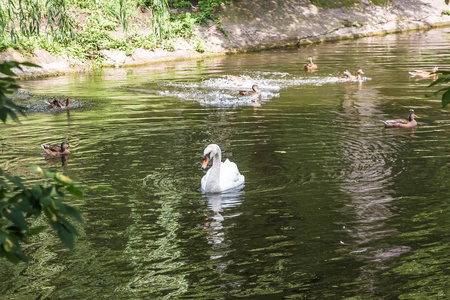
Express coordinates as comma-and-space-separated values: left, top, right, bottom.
196, 0, 228, 23
427, 71, 450, 108
309, 0, 358, 8
0, 166, 84, 263
0, 61, 39, 122
168, 0, 191, 8
0, 0, 74, 44
369, 0, 391, 5
443, 9, 450, 15
151, 0, 171, 39
310, 0, 391, 7
0, 0, 224, 66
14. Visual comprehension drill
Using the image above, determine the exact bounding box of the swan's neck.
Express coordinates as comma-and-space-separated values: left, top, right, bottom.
206, 149, 222, 192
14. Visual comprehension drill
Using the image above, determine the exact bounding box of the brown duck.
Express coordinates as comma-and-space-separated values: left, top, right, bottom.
46, 97, 75, 109
238, 84, 261, 97
222, 75, 253, 84
380, 110, 417, 128
304, 57, 317, 71
339, 69, 364, 81
409, 66, 438, 78
41, 141, 71, 155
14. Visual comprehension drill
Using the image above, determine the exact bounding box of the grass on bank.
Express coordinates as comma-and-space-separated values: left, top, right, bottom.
0, 0, 228, 67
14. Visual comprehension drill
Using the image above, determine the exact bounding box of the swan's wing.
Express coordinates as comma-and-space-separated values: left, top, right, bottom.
220, 159, 245, 191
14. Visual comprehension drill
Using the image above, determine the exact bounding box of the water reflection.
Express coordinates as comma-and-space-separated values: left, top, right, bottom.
43, 154, 70, 166
335, 80, 416, 295
203, 190, 244, 246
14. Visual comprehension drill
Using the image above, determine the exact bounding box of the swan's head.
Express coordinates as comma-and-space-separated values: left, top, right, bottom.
202, 144, 220, 169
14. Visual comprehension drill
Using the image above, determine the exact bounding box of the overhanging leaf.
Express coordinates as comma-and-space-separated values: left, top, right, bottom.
4, 173, 26, 190
56, 221, 76, 250
3, 207, 29, 231
66, 185, 83, 198
20, 62, 40, 68
442, 90, 450, 108
27, 226, 47, 236
66, 205, 84, 223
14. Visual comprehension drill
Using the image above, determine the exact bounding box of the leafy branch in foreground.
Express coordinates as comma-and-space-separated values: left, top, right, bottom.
0, 165, 84, 263
0, 61, 39, 122
427, 71, 450, 108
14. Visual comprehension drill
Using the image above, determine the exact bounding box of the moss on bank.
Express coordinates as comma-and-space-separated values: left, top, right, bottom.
310, 0, 390, 8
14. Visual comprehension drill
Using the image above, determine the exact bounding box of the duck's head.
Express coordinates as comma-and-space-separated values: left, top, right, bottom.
307, 57, 313, 63
409, 110, 416, 121
66, 97, 75, 105
202, 144, 220, 169
431, 66, 438, 73
252, 84, 260, 92
61, 141, 71, 150
357, 69, 364, 75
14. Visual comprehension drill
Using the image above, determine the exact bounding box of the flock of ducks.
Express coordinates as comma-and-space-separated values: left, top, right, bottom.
40, 57, 438, 192
199, 57, 438, 192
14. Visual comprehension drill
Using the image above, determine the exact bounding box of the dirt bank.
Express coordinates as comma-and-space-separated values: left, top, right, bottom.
2, 0, 449, 78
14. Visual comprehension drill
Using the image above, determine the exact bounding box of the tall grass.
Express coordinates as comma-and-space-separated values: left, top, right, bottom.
0, 0, 73, 43
151, 0, 170, 40
0, 0, 227, 66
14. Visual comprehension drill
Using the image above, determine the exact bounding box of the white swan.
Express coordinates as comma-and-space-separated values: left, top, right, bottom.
201, 144, 245, 193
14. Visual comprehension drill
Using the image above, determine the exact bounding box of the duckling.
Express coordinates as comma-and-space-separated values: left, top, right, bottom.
238, 84, 261, 97
41, 141, 71, 156
380, 110, 417, 128
339, 69, 364, 81
408, 66, 438, 78
45, 97, 75, 109
304, 57, 317, 71
222, 75, 253, 84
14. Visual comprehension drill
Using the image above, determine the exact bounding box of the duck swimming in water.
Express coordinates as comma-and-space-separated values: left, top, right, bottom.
41, 141, 71, 155
46, 97, 75, 109
408, 66, 438, 78
304, 57, 317, 71
238, 84, 261, 97
222, 75, 253, 84
338, 69, 364, 81
380, 110, 417, 128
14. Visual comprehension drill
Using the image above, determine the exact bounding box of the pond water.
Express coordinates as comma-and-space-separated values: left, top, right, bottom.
1, 28, 449, 299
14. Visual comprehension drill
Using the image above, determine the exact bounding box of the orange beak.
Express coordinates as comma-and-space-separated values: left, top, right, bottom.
202, 157, 210, 169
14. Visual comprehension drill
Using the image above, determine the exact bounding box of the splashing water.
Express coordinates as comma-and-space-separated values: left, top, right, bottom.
128, 71, 370, 107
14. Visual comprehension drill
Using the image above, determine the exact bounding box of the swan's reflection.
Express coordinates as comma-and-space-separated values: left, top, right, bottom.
202, 189, 244, 245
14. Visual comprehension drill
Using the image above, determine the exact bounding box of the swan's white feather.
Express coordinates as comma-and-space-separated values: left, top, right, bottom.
201, 145, 245, 193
